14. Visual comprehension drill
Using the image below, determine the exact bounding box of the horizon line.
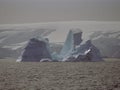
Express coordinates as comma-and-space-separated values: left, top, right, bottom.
0, 20, 120, 26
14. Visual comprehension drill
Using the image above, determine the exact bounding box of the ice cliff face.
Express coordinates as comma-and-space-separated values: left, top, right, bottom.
60, 30, 74, 58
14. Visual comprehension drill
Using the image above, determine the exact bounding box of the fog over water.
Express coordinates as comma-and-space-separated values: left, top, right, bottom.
0, 0, 120, 24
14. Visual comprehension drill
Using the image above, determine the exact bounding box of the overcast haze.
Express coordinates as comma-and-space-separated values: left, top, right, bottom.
0, 0, 120, 24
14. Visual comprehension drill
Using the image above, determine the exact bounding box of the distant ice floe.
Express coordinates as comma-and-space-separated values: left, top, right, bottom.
3, 41, 28, 50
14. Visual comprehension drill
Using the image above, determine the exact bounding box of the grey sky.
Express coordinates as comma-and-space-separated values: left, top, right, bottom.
0, 0, 120, 24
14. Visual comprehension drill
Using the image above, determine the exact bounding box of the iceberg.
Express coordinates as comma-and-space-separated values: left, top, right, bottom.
60, 29, 103, 62
17, 38, 52, 62
17, 29, 103, 62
